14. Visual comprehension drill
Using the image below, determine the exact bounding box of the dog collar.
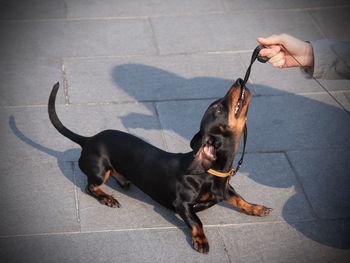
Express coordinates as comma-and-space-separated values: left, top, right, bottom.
207, 168, 235, 178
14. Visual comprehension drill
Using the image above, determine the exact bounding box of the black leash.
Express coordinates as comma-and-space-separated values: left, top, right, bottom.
233, 45, 269, 174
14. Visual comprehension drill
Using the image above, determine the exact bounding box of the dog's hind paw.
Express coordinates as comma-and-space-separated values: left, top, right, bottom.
100, 195, 121, 208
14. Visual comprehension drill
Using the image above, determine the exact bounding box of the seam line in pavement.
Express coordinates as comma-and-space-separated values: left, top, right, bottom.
3, 90, 350, 109
1, 5, 349, 22
0, 218, 347, 239
71, 161, 81, 226
153, 102, 169, 151
283, 152, 319, 219
61, 63, 70, 105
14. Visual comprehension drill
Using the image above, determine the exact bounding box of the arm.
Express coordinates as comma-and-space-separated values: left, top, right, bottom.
257, 34, 350, 80
303, 40, 350, 79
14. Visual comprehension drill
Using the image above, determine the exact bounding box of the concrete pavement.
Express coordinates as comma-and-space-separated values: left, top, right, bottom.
1, 1, 350, 262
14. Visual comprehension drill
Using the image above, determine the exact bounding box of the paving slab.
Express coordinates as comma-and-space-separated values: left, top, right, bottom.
286, 148, 350, 219
56, 102, 166, 150
0, 228, 229, 263
310, 7, 350, 40
151, 10, 323, 55
223, 0, 350, 11
318, 78, 350, 92
0, 58, 64, 106
0, 158, 78, 236
247, 93, 350, 152
66, 0, 226, 18
0, 0, 67, 20
64, 53, 244, 104
330, 90, 350, 113
0, 19, 156, 59
219, 220, 350, 263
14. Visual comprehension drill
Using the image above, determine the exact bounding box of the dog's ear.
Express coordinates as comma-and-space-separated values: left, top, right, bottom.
190, 131, 202, 152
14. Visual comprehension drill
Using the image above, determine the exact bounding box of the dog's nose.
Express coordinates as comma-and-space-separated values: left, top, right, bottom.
226, 79, 250, 101
204, 135, 214, 145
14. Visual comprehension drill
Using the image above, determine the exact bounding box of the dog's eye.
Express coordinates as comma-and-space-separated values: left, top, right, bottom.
215, 105, 223, 114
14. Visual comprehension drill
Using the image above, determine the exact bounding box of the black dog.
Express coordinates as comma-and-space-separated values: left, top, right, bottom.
48, 81, 271, 253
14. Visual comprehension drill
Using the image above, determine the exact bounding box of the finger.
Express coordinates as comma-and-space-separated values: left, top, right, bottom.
257, 34, 285, 46
259, 45, 281, 58
268, 51, 285, 64
271, 57, 286, 68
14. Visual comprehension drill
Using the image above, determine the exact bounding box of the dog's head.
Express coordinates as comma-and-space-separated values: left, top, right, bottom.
190, 79, 251, 169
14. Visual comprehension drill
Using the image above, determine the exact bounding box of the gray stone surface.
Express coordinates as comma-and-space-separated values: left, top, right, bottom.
0, 58, 65, 106
219, 220, 350, 263
66, 0, 227, 18
310, 7, 350, 40
0, 228, 229, 263
0, 0, 67, 20
0, 158, 79, 236
55, 102, 166, 150
223, 0, 350, 10
287, 148, 350, 219
0, 19, 156, 59
331, 90, 350, 113
64, 53, 244, 103
0, 106, 76, 163
151, 11, 323, 55
1, 0, 349, 262
247, 93, 350, 152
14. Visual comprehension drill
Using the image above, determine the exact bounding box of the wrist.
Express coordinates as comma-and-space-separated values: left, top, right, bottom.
303, 41, 314, 67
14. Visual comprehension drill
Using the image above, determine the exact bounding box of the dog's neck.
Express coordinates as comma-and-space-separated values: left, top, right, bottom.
210, 152, 236, 173
188, 145, 237, 175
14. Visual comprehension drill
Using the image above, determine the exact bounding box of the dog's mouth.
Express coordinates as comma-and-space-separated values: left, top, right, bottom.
202, 143, 216, 161
193, 136, 218, 170
234, 87, 247, 117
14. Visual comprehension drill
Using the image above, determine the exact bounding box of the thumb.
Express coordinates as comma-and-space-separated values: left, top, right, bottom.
257, 35, 284, 46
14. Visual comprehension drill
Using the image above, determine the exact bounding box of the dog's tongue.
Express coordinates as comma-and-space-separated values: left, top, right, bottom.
203, 144, 216, 161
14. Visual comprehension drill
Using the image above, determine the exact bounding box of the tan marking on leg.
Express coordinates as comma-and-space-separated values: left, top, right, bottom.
111, 170, 130, 188
226, 196, 271, 216
102, 169, 111, 184
199, 193, 210, 202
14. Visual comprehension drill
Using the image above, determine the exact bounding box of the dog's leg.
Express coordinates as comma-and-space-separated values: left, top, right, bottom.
176, 203, 209, 253
110, 169, 130, 190
225, 185, 272, 216
85, 169, 121, 208
79, 155, 121, 208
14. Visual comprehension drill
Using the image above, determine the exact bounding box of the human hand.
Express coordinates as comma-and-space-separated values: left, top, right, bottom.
257, 34, 314, 68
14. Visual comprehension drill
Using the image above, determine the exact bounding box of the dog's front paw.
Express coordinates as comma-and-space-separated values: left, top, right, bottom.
253, 205, 272, 217
192, 236, 209, 254
191, 227, 209, 254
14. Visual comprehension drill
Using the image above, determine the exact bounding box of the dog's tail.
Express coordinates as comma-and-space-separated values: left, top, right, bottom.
48, 82, 88, 147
